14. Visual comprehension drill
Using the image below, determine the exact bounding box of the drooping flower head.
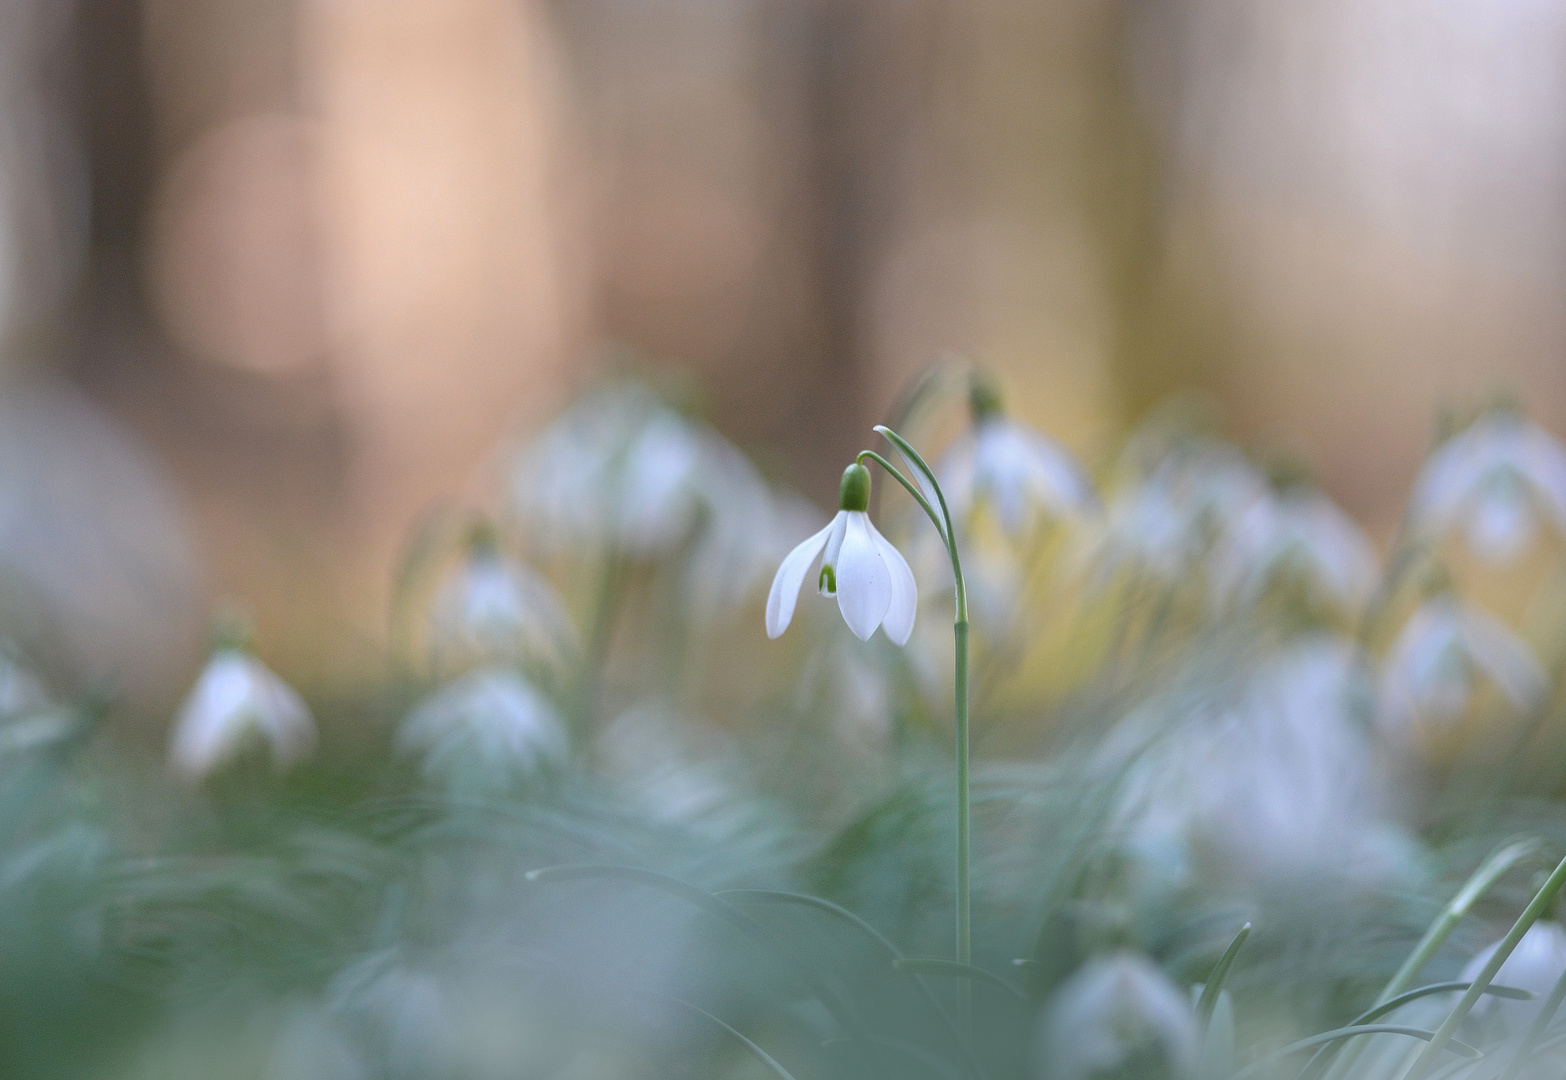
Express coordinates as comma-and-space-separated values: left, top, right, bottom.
1034, 951, 1201, 1080
169, 623, 316, 780
1082, 434, 1267, 587
397, 666, 569, 784
1379, 594, 1548, 738
766, 463, 917, 644
1210, 476, 1379, 617
938, 373, 1098, 540
512, 381, 780, 613
1409, 408, 1566, 563
427, 521, 575, 672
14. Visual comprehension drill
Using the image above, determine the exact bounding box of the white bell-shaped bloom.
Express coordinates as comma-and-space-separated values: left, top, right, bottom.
940, 415, 1098, 539
1107, 636, 1408, 885
1083, 443, 1266, 585
0, 648, 72, 756
1035, 951, 1200, 1080
428, 539, 574, 670
1409, 411, 1566, 563
1210, 486, 1379, 613
766, 464, 916, 644
513, 382, 774, 560
264, 1006, 369, 1080
169, 649, 315, 779
397, 667, 568, 779
1461, 920, 1566, 1034
1380, 598, 1548, 736
0, 648, 49, 719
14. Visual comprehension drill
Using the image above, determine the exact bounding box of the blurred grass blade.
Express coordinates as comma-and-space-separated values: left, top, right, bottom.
527, 865, 890, 1078
1381, 840, 1539, 1003
1355, 982, 1533, 1026
892, 957, 1027, 1002
1321, 841, 1541, 1080
1498, 964, 1566, 1080
1196, 922, 1250, 1028
1405, 849, 1566, 1080
1299, 983, 1533, 1080
1231, 1026, 1481, 1080
718, 889, 993, 1080
670, 998, 801, 1080
822, 1036, 962, 1080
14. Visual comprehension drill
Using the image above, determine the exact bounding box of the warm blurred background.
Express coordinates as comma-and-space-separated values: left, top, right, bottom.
5, 0, 1565, 714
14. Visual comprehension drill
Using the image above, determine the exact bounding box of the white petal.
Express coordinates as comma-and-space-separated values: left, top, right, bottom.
1521, 423, 1566, 531
818, 511, 848, 592
1458, 605, 1548, 712
1465, 483, 1534, 563
835, 512, 892, 641
254, 662, 316, 766
765, 518, 835, 638
867, 517, 918, 645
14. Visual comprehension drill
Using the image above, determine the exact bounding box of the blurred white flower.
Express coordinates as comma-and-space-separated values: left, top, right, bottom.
0, 647, 73, 756
595, 701, 761, 842
1084, 444, 1266, 584
263, 1006, 369, 1080
1409, 411, 1566, 563
767, 465, 916, 644
0, 648, 49, 718
1379, 598, 1548, 736
428, 534, 574, 670
333, 957, 457, 1078
1461, 920, 1566, 1034
1210, 486, 1379, 613
514, 383, 774, 561
1035, 951, 1200, 1080
397, 668, 568, 779
1109, 636, 1410, 884
939, 416, 1098, 539
169, 649, 315, 780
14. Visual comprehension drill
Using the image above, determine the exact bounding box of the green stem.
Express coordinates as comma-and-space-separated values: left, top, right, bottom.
859, 425, 971, 1037
576, 546, 626, 730
955, 616, 971, 1033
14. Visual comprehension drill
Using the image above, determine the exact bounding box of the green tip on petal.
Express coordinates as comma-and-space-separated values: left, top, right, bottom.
818, 564, 837, 594
465, 517, 502, 555
209, 609, 254, 654
969, 371, 1004, 422
838, 463, 871, 512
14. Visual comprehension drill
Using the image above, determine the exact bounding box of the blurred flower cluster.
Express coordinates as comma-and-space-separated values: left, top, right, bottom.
6, 372, 1566, 1080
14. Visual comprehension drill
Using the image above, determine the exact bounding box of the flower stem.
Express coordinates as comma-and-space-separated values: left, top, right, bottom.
954, 615, 971, 1033
859, 426, 972, 1038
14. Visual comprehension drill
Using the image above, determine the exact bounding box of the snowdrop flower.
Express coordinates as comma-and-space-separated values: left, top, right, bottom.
397, 667, 568, 779
169, 647, 315, 779
1108, 636, 1407, 884
1210, 485, 1379, 613
939, 376, 1098, 539
1380, 597, 1548, 737
0, 648, 73, 756
264, 1006, 369, 1080
0, 648, 49, 719
766, 463, 917, 644
1034, 951, 1200, 1080
428, 524, 574, 670
1084, 442, 1266, 585
1461, 920, 1566, 1034
514, 382, 773, 561
1409, 410, 1566, 563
